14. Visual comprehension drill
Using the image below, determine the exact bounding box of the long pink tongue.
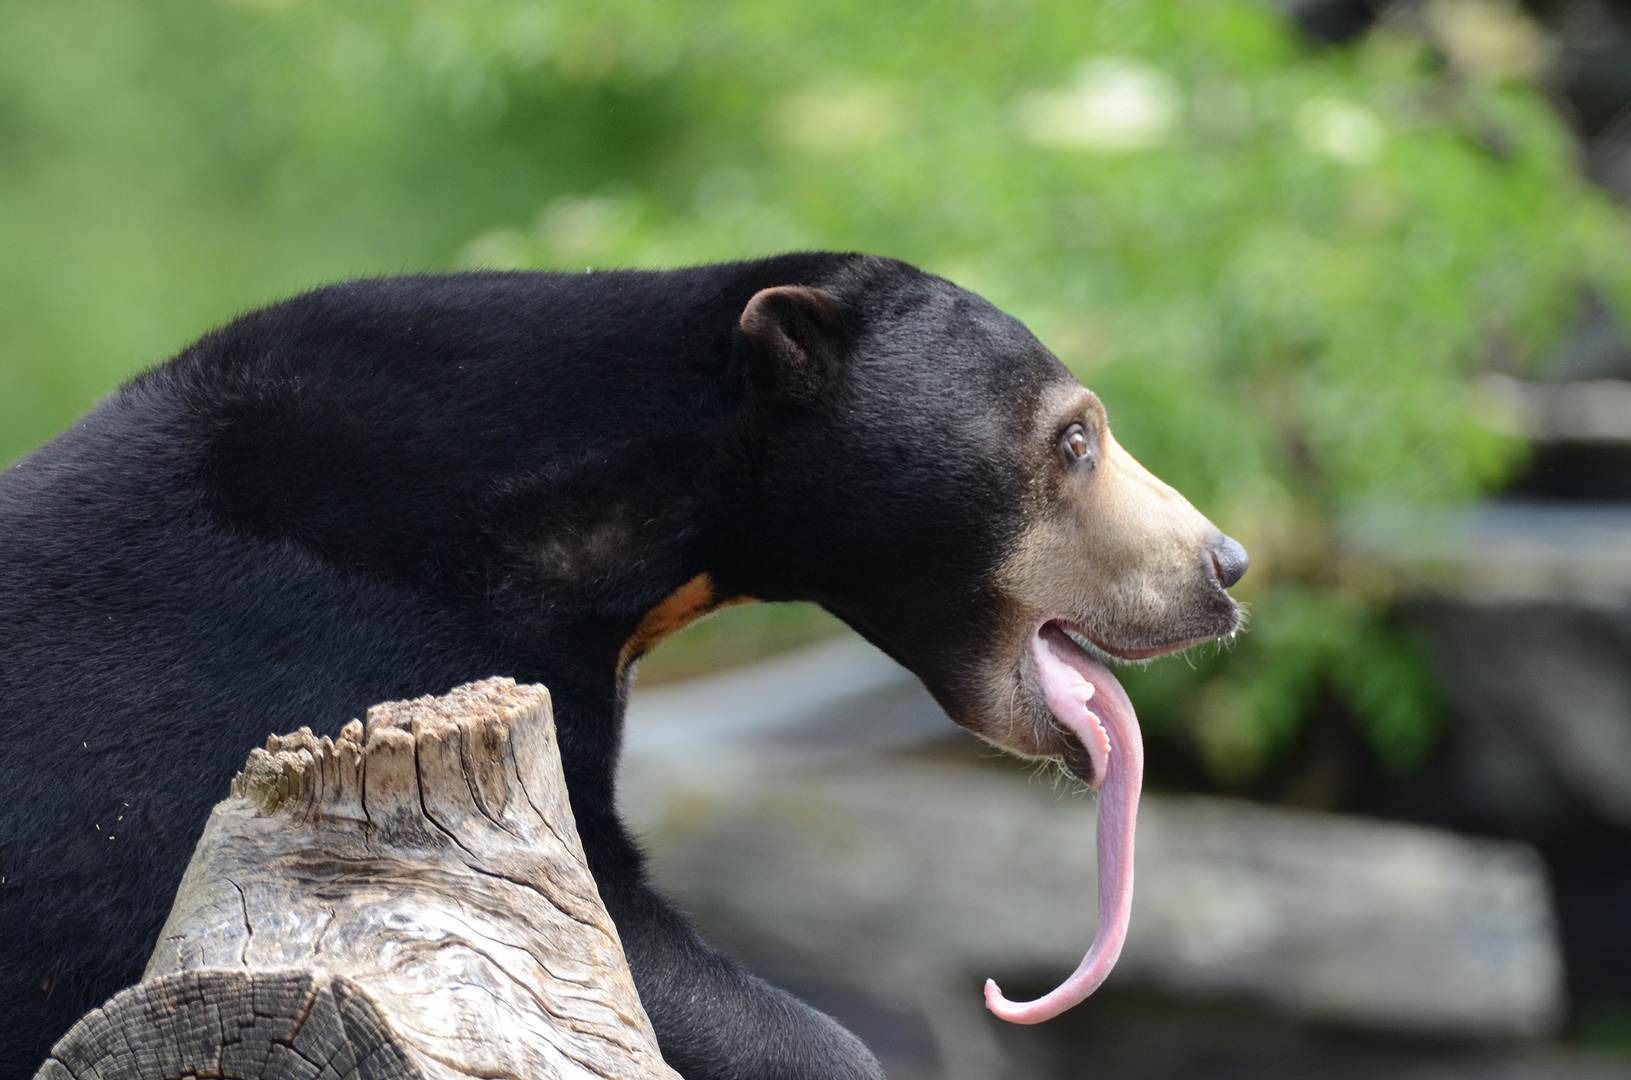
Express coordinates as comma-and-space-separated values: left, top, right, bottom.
983, 648, 1145, 1024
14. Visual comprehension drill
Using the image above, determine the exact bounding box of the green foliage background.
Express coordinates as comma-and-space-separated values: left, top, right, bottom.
6, 0, 1629, 782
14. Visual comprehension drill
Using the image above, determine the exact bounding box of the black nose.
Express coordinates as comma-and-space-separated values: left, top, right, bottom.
1209, 535, 1249, 589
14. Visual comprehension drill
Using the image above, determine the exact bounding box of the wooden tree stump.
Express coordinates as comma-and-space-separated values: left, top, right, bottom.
35, 678, 679, 1080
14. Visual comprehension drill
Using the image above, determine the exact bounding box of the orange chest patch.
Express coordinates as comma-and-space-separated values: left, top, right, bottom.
618, 573, 746, 671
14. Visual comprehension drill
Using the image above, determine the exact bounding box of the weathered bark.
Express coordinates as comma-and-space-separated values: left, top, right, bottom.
37, 678, 678, 1080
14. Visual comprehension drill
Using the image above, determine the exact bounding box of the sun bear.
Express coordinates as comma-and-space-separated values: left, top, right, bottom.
0, 253, 1245, 1078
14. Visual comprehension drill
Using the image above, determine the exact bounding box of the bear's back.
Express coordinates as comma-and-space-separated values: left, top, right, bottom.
0, 392, 520, 1073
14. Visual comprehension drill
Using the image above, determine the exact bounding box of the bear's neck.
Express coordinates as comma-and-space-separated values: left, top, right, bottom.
187, 262, 859, 797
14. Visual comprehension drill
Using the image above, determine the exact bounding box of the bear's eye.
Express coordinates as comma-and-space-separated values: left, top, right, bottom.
1058, 423, 1094, 467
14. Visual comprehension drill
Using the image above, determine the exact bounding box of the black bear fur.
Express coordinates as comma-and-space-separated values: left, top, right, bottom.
0, 253, 1072, 1078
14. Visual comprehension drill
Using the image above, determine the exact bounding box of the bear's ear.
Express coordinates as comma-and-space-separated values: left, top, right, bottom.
737, 285, 847, 403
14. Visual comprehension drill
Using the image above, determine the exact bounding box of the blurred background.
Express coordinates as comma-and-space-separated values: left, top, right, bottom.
5, 0, 1631, 1075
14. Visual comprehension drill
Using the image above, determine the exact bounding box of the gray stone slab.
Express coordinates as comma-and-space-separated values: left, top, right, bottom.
624, 640, 1567, 1039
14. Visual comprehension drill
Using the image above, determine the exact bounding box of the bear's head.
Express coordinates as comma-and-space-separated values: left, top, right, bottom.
730, 257, 1247, 786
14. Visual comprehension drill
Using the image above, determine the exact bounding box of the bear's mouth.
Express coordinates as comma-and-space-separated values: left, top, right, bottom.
1031, 622, 1125, 790
1030, 618, 1206, 787
1060, 619, 1224, 665
983, 619, 1149, 1025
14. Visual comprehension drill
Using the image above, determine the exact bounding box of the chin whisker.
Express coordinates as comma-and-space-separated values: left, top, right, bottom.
1005, 665, 1026, 746
1045, 754, 1094, 796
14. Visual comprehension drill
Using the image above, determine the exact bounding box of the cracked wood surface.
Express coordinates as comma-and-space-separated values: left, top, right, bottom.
36, 678, 678, 1080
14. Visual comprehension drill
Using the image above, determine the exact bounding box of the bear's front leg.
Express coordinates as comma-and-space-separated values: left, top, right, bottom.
584, 823, 885, 1080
